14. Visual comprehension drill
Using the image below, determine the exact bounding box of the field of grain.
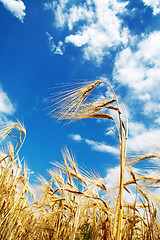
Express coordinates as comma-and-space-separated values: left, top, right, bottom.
0, 81, 160, 239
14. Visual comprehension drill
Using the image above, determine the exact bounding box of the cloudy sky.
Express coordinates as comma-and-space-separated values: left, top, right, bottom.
0, 0, 160, 184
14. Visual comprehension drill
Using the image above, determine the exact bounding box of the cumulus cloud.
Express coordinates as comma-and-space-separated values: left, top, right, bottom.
0, 88, 15, 125
84, 125, 160, 155
128, 128, 160, 154
70, 120, 160, 155
104, 165, 139, 190
112, 31, 160, 156
70, 134, 82, 141
113, 31, 160, 117
102, 165, 139, 204
0, 0, 26, 22
103, 163, 160, 208
142, 0, 160, 15
44, 0, 129, 62
54, 41, 65, 55
69, 133, 119, 155
46, 32, 56, 52
85, 138, 119, 155
114, 32, 160, 93
128, 121, 146, 137
125, 121, 160, 154
155, 116, 160, 124
0, 89, 15, 115
46, 32, 65, 55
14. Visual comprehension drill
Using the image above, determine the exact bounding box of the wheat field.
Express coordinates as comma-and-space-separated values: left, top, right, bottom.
0, 81, 160, 239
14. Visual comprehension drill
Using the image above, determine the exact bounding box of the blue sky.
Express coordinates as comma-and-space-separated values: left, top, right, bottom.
0, 0, 160, 186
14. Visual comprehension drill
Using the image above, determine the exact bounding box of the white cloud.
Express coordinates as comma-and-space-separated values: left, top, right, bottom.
128, 121, 146, 137
85, 138, 119, 155
43, 2, 56, 11
128, 126, 160, 154
103, 163, 160, 210
46, 32, 65, 55
70, 134, 82, 141
155, 116, 160, 124
0, 0, 26, 22
138, 93, 151, 101
45, 0, 129, 62
67, 5, 94, 31
70, 132, 119, 155
105, 126, 115, 136
0, 88, 15, 125
69, 121, 160, 157
69, 121, 160, 156
104, 165, 139, 190
112, 31, 160, 155
105, 165, 120, 190
144, 101, 160, 115
0, 89, 15, 115
55, 4, 66, 28
113, 31, 160, 118
54, 41, 65, 55
0, 115, 10, 125
103, 165, 139, 204
113, 121, 160, 154
47, 0, 69, 28
83, 127, 160, 155
142, 0, 160, 15
46, 32, 56, 52
114, 31, 160, 94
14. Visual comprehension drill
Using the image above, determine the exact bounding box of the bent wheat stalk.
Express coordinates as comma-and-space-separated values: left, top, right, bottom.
51, 80, 128, 240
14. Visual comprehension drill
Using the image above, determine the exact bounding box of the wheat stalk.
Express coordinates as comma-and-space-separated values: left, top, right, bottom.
51, 80, 128, 239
